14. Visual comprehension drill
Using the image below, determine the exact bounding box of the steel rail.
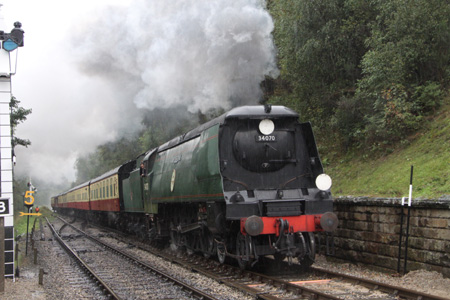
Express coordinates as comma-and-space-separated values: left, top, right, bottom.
56, 215, 447, 300
192, 262, 342, 300
151, 248, 446, 300
56, 216, 219, 300
137, 246, 341, 300
310, 266, 450, 300
45, 217, 122, 300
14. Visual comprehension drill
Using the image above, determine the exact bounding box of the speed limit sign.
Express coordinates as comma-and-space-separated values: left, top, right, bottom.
0, 198, 10, 215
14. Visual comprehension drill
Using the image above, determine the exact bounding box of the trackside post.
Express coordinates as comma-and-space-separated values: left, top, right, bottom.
397, 165, 413, 274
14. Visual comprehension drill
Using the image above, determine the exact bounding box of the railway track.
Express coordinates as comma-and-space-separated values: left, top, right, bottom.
46, 217, 221, 300
156, 251, 450, 300
33, 218, 107, 299
175, 252, 450, 300
52, 215, 448, 300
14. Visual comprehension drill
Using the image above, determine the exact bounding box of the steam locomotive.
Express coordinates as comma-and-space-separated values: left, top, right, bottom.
52, 105, 338, 268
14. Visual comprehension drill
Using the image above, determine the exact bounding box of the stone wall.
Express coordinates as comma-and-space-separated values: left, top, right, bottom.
324, 197, 450, 277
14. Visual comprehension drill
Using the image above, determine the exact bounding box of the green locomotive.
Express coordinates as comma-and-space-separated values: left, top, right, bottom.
53, 105, 338, 269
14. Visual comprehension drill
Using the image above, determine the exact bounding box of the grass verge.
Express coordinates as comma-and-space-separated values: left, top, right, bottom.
328, 96, 450, 199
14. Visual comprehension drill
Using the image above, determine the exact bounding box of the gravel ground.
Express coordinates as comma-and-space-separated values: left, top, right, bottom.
2, 247, 47, 300
2, 226, 450, 300
313, 256, 450, 299
1, 221, 253, 300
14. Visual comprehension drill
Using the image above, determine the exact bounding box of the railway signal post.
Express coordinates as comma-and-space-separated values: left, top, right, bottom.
0, 4, 24, 283
23, 187, 36, 256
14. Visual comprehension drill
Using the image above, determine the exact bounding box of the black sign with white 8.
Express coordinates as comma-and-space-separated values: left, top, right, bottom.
0, 198, 9, 215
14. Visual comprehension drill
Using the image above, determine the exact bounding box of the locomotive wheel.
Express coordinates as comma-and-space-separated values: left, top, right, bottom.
297, 232, 316, 269
217, 243, 226, 264
236, 232, 253, 269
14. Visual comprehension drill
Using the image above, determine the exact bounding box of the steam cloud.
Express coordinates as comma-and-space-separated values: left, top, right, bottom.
13, 0, 278, 189
72, 0, 279, 113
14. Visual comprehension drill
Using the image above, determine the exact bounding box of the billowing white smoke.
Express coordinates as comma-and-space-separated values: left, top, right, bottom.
73, 0, 279, 113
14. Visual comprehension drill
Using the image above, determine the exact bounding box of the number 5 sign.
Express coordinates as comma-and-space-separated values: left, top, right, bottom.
24, 191, 35, 206
0, 198, 10, 215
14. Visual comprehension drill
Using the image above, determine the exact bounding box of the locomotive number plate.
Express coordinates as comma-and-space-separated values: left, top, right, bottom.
256, 135, 276, 142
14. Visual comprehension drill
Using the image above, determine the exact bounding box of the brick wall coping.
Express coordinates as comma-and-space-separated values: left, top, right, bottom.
334, 196, 450, 209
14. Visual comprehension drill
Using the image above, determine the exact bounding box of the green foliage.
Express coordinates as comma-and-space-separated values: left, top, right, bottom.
363, 0, 449, 86
14, 207, 53, 242
412, 82, 443, 114
74, 137, 142, 184
267, 0, 450, 151
354, 0, 449, 146
10, 95, 32, 148
329, 96, 450, 198
269, 0, 377, 128
331, 95, 365, 148
137, 108, 203, 151
366, 84, 423, 143
13, 177, 29, 216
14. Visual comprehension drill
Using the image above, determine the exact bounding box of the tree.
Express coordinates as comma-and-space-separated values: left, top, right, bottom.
74, 137, 142, 184
268, 0, 449, 151
268, 0, 376, 123
355, 0, 449, 145
10, 95, 32, 148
